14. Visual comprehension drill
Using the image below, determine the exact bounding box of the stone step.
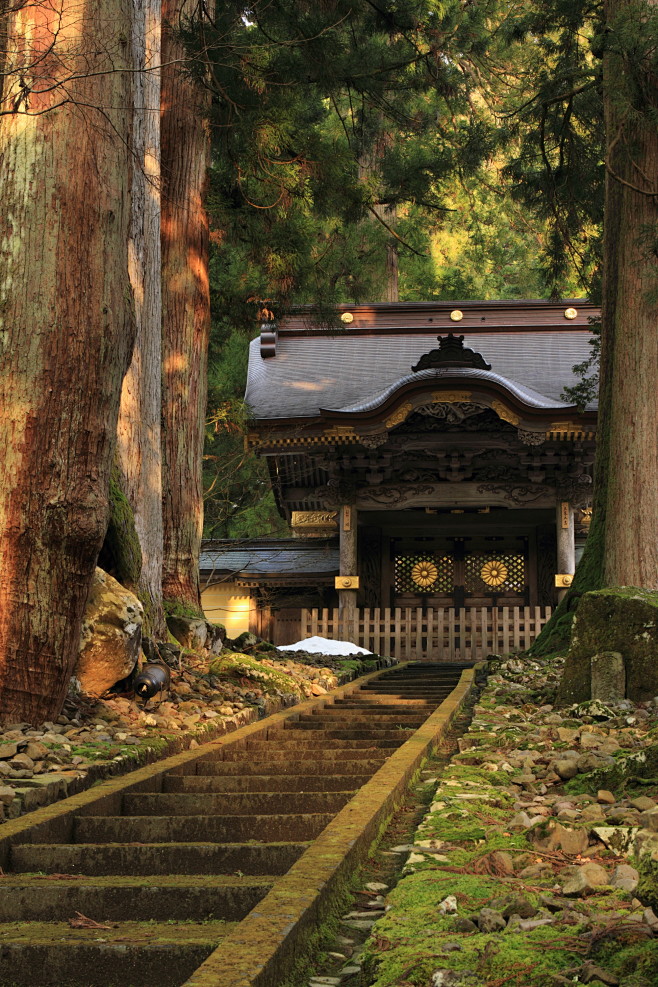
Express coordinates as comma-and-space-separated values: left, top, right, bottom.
74, 812, 334, 844
297, 712, 426, 725
333, 697, 439, 707
360, 684, 454, 692
10, 841, 308, 877
122, 790, 353, 817
0, 874, 272, 922
279, 726, 414, 740
190, 756, 387, 775
243, 738, 400, 751
164, 774, 370, 793
0, 920, 231, 987
217, 744, 392, 760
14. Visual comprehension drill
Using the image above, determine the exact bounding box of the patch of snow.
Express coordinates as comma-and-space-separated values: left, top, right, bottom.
277, 635, 373, 656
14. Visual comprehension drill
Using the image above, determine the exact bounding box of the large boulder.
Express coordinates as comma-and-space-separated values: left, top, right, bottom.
557, 587, 658, 705
73, 568, 143, 696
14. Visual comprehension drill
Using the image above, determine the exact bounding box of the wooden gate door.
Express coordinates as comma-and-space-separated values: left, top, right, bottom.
388, 535, 530, 657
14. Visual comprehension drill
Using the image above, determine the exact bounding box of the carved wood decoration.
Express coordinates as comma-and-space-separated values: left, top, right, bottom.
412, 333, 492, 372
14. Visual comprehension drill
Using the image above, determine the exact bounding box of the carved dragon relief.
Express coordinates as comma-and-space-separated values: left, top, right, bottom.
413, 401, 485, 424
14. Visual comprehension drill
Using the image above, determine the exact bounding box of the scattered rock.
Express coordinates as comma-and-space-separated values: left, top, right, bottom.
438, 896, 458, 915
477, 908, 506, 933
610, 864, 639, 893
554, 758, 579, 780
561, 862, 609, 896
539, 821, 589, 856
632, 795, 657, 812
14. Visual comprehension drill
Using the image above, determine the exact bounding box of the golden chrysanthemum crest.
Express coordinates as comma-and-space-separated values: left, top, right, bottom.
411, 560, 438, 588
480, 559, 508, 587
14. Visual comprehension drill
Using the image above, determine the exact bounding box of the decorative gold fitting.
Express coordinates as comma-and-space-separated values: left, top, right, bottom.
291, 511, 338, 529
385, 402, 413, 428
555, 573, 574, 587
450, 309, 463, 321
323, 425, 356, 438
340, 312, 354, 324
491, 399, 521, 426
431, 390, 472, 403
564, 307, 578, 320
335, 576, 359, 589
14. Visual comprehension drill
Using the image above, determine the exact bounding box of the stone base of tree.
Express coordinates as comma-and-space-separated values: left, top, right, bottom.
166, 615, 225, 654
557, 588, 658, 705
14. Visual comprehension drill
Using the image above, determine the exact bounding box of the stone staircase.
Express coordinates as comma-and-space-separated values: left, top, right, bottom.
0, 662, 471, 986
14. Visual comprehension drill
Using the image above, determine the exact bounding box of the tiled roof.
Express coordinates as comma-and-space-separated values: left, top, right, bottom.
246, 324, 596, 421
199, 541, 339, 577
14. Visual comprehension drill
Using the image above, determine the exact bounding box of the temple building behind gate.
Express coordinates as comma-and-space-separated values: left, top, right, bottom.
202, 300, 598, 658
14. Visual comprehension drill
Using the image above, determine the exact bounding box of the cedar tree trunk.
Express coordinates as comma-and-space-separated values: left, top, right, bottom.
0, 1, 135, 721
160, 0, 210, 611
117, 0, 167, 636
532, 0, 658, 653
599, 0, 658, 587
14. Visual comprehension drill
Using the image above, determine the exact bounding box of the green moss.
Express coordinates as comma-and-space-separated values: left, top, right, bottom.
163, 599, 205, 620
209, 652, 305, 697
636, 851, 658, 912
591, 934, 658, 986
557, 587, 658, 705
102, 463, 143, 590
363, 869, 583, 987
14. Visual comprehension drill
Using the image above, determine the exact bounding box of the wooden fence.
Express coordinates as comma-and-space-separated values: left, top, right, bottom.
284, 606, 552, 660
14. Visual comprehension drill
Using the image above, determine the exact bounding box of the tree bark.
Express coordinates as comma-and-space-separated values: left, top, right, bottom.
532, 0, 658, 654
160, 0, 210, 611
0, 1, 134, 722
599, 0, 658, 587
117, 0, 166, 636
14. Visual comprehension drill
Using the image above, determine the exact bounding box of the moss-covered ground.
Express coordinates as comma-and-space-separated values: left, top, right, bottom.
360, 659, 658, 987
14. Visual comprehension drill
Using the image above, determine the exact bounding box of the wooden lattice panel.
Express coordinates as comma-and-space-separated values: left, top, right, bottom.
394, 554, 454, 594
464, 552, 525, 594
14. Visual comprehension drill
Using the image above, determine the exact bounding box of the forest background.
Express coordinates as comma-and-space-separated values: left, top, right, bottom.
204, 0, 602, 541
1, 0, 656, 722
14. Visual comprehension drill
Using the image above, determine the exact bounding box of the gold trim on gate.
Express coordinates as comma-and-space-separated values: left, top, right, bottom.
385, 402, 413, 428
491, 400, 521, 426
335, 576, 360, 589
431, 390, 472, 403
324, 425, 356, 439
292, 511, 338, 529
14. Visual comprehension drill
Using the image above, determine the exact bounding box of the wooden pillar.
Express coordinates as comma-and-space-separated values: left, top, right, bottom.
339, 505, 358, 637
556, 500, 576, 603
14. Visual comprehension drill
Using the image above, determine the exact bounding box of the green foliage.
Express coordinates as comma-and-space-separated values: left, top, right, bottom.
190, 0, 615, 538
494, 0, 604, 299
203, 327, 290, 538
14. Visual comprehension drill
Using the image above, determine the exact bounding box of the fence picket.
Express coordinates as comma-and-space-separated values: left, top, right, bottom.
448, 608, 456, 659
394, 608, 401, 658
281, 605, 550, 660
